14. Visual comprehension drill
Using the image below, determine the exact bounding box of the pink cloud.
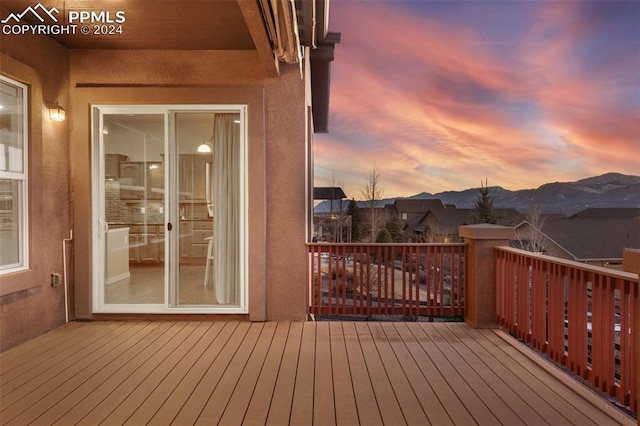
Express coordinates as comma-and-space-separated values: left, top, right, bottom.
315, 1, 639, 197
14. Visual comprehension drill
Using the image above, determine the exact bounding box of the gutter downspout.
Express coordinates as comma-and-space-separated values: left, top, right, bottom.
63, 230, 73, 325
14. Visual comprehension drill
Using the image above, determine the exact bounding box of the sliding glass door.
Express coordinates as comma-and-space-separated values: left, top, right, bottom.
92, 105, 247, 313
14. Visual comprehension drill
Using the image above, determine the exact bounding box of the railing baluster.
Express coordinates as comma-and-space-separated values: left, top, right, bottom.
493, 246, 638, 414
308, 242, 467, 319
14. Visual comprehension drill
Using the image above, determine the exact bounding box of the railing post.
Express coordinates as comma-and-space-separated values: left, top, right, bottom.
622, 248, 640, 419
459, 224, 515, 328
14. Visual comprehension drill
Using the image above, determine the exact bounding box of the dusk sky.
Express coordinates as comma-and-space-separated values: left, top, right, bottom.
313, 0, 640, 198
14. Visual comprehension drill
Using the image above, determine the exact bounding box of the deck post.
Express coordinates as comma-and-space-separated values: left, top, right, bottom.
622, 248, 640, 423
459, 224, 515, 328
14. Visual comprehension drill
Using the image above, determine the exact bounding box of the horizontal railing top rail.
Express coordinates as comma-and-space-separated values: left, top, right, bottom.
307, 242, 468, 248
495, 246, 639, 282
308, 242, 467, 319
495, 245, 638, 414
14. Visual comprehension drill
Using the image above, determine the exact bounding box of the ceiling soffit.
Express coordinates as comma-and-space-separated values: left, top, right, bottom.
1, 0, 341, 132
0, 0, 255, 50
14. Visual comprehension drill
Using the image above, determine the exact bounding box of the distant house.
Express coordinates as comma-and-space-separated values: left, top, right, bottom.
568, 208, 640, 220
313, 187, 349, 242
513, 208, 640, 268
393, 199, 447, 242
392, 198, 524, 242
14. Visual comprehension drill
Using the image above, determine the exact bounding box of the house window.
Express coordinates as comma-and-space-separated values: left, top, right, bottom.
0, 75, 28, 273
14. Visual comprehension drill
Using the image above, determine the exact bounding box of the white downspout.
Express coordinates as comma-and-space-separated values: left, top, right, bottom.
62, 230, 73, 325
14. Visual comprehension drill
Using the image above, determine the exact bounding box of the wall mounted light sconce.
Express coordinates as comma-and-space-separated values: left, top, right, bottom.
49, 102, 66, 121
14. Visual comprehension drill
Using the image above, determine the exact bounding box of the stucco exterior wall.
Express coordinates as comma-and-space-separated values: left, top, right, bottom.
1, 39, 310, 349
0, 36, 71, 351
68, 50, 308, 321
264, 67, 308, 320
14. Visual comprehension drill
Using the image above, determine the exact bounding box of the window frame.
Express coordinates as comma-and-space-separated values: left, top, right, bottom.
0, 74, 29, 275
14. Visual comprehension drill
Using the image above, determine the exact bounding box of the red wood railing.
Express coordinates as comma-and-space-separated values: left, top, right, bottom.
308, 243, 465, 318
495, 246, 638, 413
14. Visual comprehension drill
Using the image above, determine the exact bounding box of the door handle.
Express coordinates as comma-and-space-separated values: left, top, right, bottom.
99, 218, 109, 235
167, 222, 173, 231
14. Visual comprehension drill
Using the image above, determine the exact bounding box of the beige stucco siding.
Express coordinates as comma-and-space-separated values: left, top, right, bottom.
0, 36, 71, 350
69, 50, 308, 321
2, 41, 310, 349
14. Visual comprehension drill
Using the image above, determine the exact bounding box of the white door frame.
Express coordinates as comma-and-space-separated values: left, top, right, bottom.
91, 104, 248, 314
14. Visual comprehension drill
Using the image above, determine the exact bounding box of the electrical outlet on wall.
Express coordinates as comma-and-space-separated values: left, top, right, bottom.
51, 273, 62, 287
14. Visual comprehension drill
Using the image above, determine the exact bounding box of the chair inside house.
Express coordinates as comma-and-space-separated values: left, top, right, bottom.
204, 236, 214, 287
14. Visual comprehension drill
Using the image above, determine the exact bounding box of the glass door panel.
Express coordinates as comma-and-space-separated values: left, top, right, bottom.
174, 112, 241, 306
94, 105, 246, 313
102, 113, 165, 305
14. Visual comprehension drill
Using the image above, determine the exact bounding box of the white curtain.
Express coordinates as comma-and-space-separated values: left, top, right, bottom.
213, 114, 240, 304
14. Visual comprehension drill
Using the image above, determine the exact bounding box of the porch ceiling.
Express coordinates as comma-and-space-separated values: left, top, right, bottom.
0, 0, 255, 50
1, 0, 340, 131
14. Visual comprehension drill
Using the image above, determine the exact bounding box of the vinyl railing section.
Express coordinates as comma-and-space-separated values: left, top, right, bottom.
307, 243, 466, 318
495, 246, 638, 413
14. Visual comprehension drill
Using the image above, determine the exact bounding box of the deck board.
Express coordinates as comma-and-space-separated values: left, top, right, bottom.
0, 322, 84, 370
120, 321, 223, 425
427, 323, 524, 425
0, 321, 128, 393
0, 320, 634, 426
379, 322, 453, 426
243, 322, 290, 425
95, 321, 214, 426
145, 321, 240, 425
393, 322, 472, 425
450, 323, 571, 425
218, 321, 277, 425
328, 322, 360, 426
479, 328, 628, 425
265, 322, 302, 425
43, 321, 193, 425
171, 321, 252, 425
195, 322, 265, 425
341, 322, 384, 426
408, 322, 500, 424
441, 323, 543, 425
354, 322, 406, 425
312, 321, 336, 426
368, 322, 430, 425
289, 321, 316, 425
1, 322, 161, 423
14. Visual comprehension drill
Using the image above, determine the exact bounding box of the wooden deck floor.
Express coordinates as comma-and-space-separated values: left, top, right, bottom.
0, 321, 634, 425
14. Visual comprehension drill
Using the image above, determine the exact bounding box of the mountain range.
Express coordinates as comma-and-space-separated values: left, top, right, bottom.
315, 173, 640, 215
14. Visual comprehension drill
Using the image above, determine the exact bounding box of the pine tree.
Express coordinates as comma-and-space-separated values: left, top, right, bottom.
385, 215, 405, 243
346, 198, 362, 242
473, 178, 498, 224
375, 228, 392, 243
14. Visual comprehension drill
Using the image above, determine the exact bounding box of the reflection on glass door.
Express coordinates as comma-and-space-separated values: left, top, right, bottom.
174, 112, 241, 306
101, 113, 165, 305
94, 106, 246, 313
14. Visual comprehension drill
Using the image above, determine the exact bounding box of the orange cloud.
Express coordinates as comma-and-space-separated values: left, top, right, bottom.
315, 1, 639, 197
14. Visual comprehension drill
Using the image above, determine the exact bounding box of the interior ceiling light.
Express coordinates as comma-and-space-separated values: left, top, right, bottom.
197, 141, 212, 153
197, 115, 215, 153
